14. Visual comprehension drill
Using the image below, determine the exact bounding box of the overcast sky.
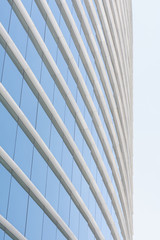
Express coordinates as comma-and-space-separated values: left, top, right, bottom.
133, 0, 160, 239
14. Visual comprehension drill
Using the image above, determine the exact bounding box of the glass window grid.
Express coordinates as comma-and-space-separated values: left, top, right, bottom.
25, 0, 119, 181
54, 0, 120, 174
62, 1, 124, 214
0, 101, 122, 238
0, 0, 125, 239
81, 0, 115, 95
8, 35, 120, 240
26, 0, 121, 216
0, 53, 119, 239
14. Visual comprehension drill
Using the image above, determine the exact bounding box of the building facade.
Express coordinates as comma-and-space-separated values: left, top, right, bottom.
0, 0, 133, 240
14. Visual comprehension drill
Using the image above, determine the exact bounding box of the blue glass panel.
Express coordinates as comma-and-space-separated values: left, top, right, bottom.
71, 4, 81, 32
88, 190, 96, 219
50, 126, 63, 165
36, 103, 51, 147
88, 227, 95, 240
40, 64, 55, 103
69, 200, 79, 238
78, 57, 87, 86
64, 106, 75, 138
92, 92, 99, 115
0, 104, 17, 157
25, 197, 43, 240
67, 71, 77, 100
2, 54, 22, 104
0, 165, 11, 217
78, 213, 88, 240
90, 155, 97, 182
76, 90, 85, 118
41, 214, 56, 240
21, 0, 32, 14
96, 169, 103, 192
0, 45, 5, 79
71, 161, 81, 195
84, 106, 92, 130
95, 202, 102, 230
59, 14, 70, 46
57, 50, 68, 81
61, 144, 73, 181
44, 26, 57, 63
26, 39, 42, 80
82, 138, 91, 167
66, 0, 73, 12
45, 168, 59, 211
69, 37, 79, 63
7, 178, 28, 234
4, 234, 12, 240
57, 185, 70, 224
54, 85, 65, 121
56, 228, 67, 240
20, 80, 37, 127
31, 1, 46, 39
74, 124, 83, 154
0, 229, 3, 239
48, 1, 60, 24
9, 10, 28, 57
31, 148, 48, 195
14, 127, 33, 177
0, 1, 11, 30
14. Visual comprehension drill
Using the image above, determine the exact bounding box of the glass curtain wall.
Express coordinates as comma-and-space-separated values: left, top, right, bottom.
0, 0, 133, 240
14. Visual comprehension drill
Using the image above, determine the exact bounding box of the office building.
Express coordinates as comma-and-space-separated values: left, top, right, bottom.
0, 0, 133, 239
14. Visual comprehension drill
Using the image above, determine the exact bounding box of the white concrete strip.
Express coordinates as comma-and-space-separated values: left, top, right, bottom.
0, 148, 77, 240
0, 214, 27, 240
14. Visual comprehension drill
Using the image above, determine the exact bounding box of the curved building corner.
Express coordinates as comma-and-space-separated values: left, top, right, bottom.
0, 0, 133, 239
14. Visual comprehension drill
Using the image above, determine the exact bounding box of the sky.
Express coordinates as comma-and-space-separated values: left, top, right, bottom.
133, 0, 160, 239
